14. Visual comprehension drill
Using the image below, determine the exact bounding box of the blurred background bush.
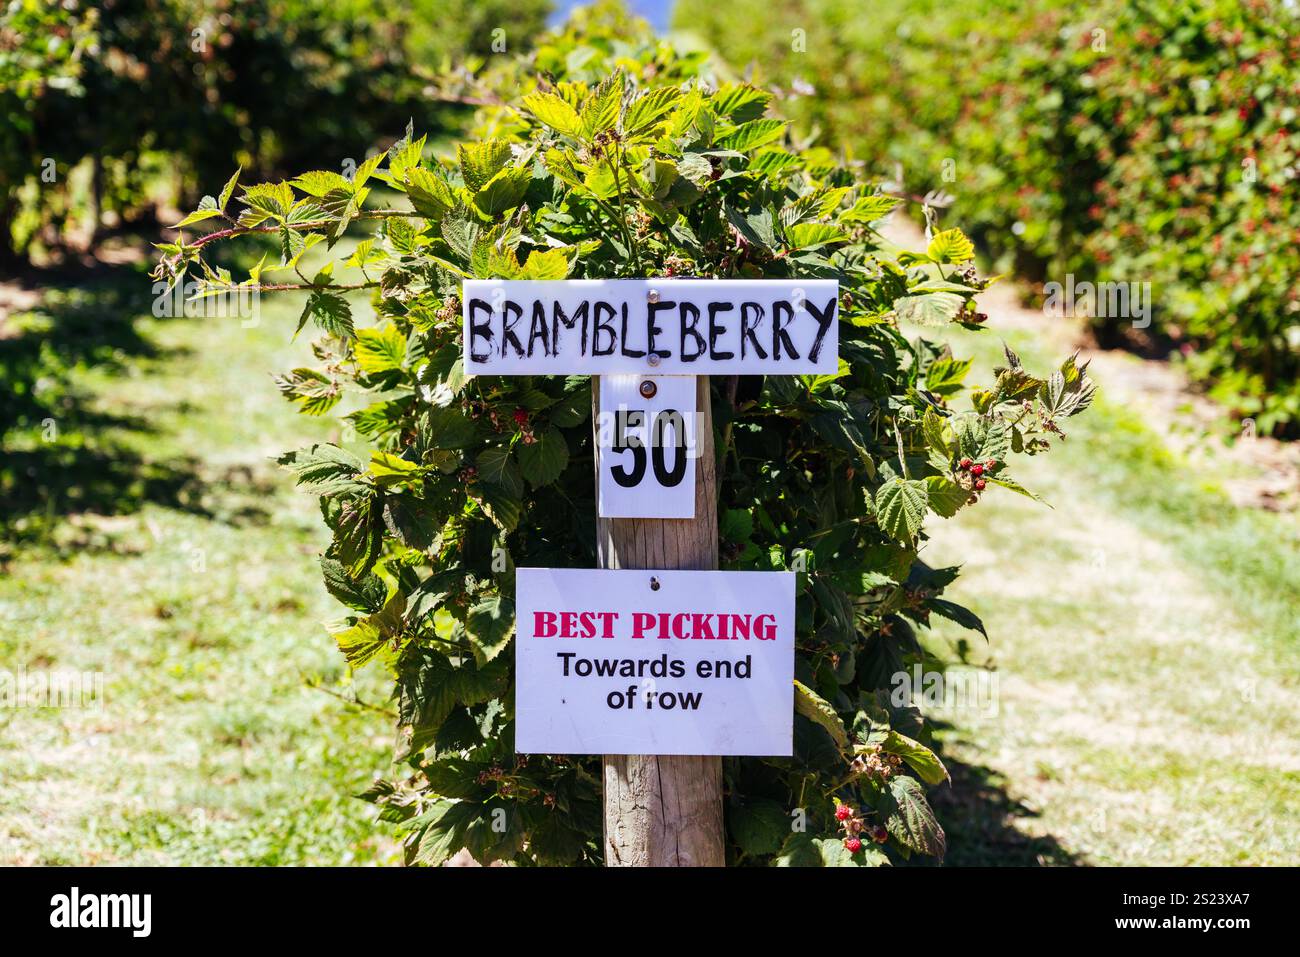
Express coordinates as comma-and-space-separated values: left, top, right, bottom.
0, 0, 549, 268
676, 0, 1300, 434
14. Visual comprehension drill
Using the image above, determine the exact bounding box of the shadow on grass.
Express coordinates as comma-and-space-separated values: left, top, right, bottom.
914, 721, 1080, 867
1, 259, 270, 551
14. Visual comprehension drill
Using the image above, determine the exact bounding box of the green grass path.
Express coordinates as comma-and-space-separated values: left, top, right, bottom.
0, 274, 397, 865
919, 318, 1300, 865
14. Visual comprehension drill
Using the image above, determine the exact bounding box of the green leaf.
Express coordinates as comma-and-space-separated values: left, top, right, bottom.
840, 194, 901, 223
473, 481, 521, 532
729, 799, 790, 856
276, 444, 366, 496
927, 227, 975, 263
924, 476, 969, 518
217, 166, 241, 210
522, 91, 583, 136
458, 140, 512, 193
355, 325, 406, 375
474, 165, 532, 218
292, 169, 353, 198
894, 292, 965, 326
816, 837, 889, 867
624, 87, 683, 135
476, 447, 523, 496
580, 73, 623, 137
172, 208, 223, 229
773, 832, 823, 867
924, 356, 972, 396
517, 427, 569, 487
875, 478, 928, 542
793, 680, 848, 750
319, 557, 386, 614
383, 492, 437, 549
712, 83, 772, 123
928, 597, 987, 638
405, 167, 455, 220
466, 595, 516, 665
295, 290, 354, 340
519, 247, 571, 280
785, 222, 850, 250
718, 118, 787, 152
884, 775, 946, 858
881, 731, 950, 785
987, 475, 1047, 504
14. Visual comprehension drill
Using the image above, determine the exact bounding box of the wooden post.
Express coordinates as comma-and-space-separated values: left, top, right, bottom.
593, 375, 725, 867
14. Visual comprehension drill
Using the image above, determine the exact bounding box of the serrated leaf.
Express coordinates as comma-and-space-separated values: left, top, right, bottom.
458, 140, 512, 193
474, 165, 532, 217
881, 731, 950, 785
875, 478, 928, 542
517, 427, 569, 487
295, 290, 354, 340
894, 292, 965, 326
729, 798, 790, 856
276, 444, 366, 495
466, 595, 515, 665
522, 91, 583, 136
785, 222, 850, 250
355, 325, 406, 375
927, 227, 975, 263
924, 476, 969, 518
405, 167, 455, 220
885, 775, 945, 858
718, 118, 787, 152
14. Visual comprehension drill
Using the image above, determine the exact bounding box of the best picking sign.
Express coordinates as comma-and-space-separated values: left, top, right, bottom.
461, 278, 835, 757
515, 568, 795, 756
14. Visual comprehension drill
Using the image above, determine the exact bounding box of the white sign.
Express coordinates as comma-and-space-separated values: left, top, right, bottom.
597, 375, 697, 519
514, 567, 795, 756
463, 278, 838, 375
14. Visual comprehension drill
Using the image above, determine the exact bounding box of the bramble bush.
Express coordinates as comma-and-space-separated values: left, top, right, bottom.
678, 0, 1300, 434
154, 4, 1093, 865
0, 0, 547, 265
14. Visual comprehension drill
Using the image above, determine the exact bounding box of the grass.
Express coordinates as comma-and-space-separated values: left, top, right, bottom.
0, 251, 399, 865
916, 321, 1300, 865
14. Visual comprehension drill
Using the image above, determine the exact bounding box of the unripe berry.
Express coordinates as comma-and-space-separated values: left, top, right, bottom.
835, 804, 853, 822
959, 457, 972, 470
985, 459, 998, 471
843, 837, 863, 853
871, 824, 889, 844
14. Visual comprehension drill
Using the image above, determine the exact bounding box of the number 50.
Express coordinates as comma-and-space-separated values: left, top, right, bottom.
610, 409, 689, 489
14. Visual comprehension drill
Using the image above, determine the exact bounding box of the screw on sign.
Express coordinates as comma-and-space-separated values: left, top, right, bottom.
462, 277, 837, 866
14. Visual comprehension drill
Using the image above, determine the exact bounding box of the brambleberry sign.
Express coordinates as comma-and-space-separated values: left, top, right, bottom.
462, 278, 839, 375
514, 567, 795, 756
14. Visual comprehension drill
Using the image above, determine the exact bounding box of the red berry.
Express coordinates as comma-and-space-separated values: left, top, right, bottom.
970, 463, 984, 476
835, 804, 853, 822
974, 478, 987, 491
843, 837, 862, 853
512, 408, 529, 427
959, 457, 972, 470
871, 825, 889, 844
